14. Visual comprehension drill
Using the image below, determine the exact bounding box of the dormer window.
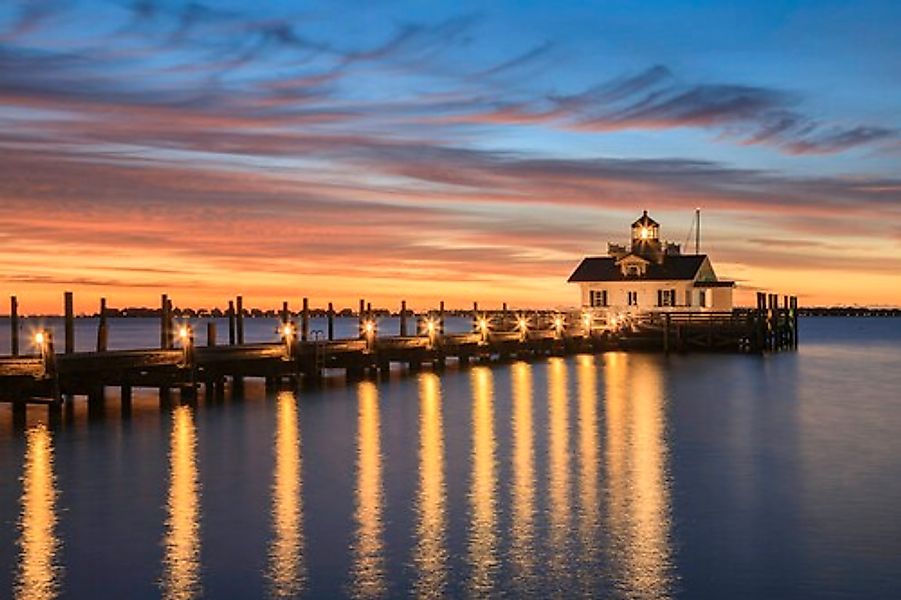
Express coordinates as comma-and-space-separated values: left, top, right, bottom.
616, 253, 650, 277
627, 265, 640, 276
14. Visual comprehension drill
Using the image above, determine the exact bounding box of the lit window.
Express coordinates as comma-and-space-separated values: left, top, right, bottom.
628, 291, 638, 306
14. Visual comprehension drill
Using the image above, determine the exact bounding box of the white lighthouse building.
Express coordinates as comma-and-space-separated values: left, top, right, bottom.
568, 211, 734, 314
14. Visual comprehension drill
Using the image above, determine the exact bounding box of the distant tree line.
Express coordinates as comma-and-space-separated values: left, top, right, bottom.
798, 307, 901, 317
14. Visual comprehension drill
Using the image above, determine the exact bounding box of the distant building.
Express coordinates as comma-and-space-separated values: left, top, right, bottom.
567, 211, 734, 313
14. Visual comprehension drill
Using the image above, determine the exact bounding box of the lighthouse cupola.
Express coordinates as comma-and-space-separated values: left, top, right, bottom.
630, 210, 663, 262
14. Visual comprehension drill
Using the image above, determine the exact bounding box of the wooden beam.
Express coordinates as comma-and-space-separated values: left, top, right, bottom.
64, 291, 74, 354
10, 296, 18, 356
97, 297, 108, 352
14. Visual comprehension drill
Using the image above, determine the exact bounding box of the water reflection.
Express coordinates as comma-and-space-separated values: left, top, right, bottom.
509, 361, 536, 591
413, 373, 447, 599
267, 391, 306, 598
162, 405, 202, 600
604, 353, 674, 599
351, 382, 386, 599
16, 424, 62, 600
547, 357, 572, 588
576, 354, 601, 591
467, 367, 498, 597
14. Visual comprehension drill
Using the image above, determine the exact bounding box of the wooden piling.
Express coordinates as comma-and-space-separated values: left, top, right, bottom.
358, 299, 365, 338
161, 294, 170, 349
791, 296, 799, 349
502, 302, 508, 331
10, 296, 19, 356
327, 302, 335, 341
281, 301, 289, 324
236, 295, 245, 344
302, 297, 309, 342
439, 300, 445, 334
97, 297, 108, 352
207, 322, 217, 347
400, 300, 408, 336
64, 291, 74, 354
228, 300, 236, 345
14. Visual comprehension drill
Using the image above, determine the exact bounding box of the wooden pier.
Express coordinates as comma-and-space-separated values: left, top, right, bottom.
1, 291, 797, 417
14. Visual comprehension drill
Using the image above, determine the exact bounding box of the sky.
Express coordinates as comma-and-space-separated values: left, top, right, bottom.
1, 0, 899, 313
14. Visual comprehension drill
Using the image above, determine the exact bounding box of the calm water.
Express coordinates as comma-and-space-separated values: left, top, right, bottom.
1, 318, 900, 599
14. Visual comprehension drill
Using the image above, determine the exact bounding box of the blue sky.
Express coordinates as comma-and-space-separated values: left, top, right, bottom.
0, 0, 899, 308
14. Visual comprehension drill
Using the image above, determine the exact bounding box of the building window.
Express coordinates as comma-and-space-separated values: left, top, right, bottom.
657, 289, 676, 307
627, 291, 638, 306
589, 290, 608, 307
685, 289, 692, 307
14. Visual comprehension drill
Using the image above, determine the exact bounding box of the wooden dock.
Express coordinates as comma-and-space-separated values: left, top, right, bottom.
1, 292, 797, 417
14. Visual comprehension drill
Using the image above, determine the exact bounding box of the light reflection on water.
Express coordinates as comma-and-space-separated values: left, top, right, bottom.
161, 405, 202, 600
509, 361, 536, 593
467, 367, 498, 598
267, 391, 306, 599
546, 356, 573, 592
350, 382, 385, 599
413, 372, 448, 599
16, 424, 62, 600
604, 353, 674, 599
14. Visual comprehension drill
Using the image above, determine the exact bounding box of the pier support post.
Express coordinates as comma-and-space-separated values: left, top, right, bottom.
161, 294, 170, 349
281, 301, 289, 325
236, 296, 245, 345
207, 322, 217, 347
327, 302, 335, 341
302, 297, 310, 342
439, 301, 445, 335
502, 302, 508, 331
228, 300, 236, 345
400, 300, 407, 337
10, 296, 18, 356
358, 299, 365, 338
64, 291, 74, 354
97, 297, 108, 352
121, 384, 133, 414
791, 296, 799, 349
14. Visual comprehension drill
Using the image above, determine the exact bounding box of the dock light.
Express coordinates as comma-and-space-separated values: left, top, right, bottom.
364, 320, 375, 335
553, 315, 565, 336
178, 325, 190, 341
281, 322, 295, 339
582, 312, 592, 333
478, 317, 489, 333
425, 319, 436, 335
35, 331, 45, 346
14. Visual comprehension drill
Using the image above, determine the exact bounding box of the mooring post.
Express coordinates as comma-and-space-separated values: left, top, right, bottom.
167, 298, 175, 349
302, 297, 310, 342
281, 301, 289, 325
358, 299, 365, 338
439, 301, 445, 334
10, 295, 19, 356
64, 291, 74, 354
502, 302, 508, 331
97, 297, 108, 352
207, 321, 217, 347
228, 300, 236, 345
161, 294, 169, 349
236, 295, 245, 344
400, 300, 408, 336
791, 296, 799, 349
327, 302, 335, 340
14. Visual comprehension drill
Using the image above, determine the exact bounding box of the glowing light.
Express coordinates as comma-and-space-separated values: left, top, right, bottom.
426, 319, 436, 334
281, 323, 295, 338
640, 227, 649, 240
553, 316, 564, 330
478, 318, 489, 333
34, 331, 45, 346
582, 313, 591, 328
364, 320, 375, 335
517, 317, 528, 332
178, 326, 189, 340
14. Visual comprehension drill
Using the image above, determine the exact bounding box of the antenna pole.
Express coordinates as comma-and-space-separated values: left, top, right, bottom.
695, 208, 701, 254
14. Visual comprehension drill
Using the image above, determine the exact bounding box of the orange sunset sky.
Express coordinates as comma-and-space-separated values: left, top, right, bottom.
1, 1, 900, 313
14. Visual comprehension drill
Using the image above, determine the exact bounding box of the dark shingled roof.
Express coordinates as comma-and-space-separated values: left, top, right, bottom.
631, 210, 659, 228
568, 254, 708, 282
